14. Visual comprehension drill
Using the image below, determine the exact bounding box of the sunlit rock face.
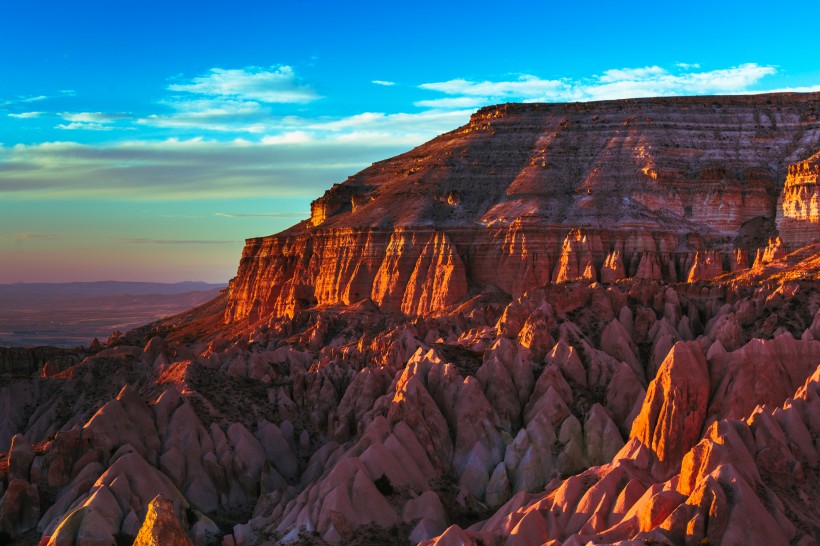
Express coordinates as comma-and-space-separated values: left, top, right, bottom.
778, 151, 820, 247
227, 93, 820, 324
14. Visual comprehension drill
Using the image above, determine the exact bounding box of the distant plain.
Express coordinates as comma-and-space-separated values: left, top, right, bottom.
0, 281, 225, 347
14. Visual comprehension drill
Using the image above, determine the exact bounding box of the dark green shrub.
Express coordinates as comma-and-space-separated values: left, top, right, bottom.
374, 473, 394, 496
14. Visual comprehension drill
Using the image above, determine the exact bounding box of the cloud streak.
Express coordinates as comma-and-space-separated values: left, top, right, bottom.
8, 112, 44, 119
59, 112, 132, 123
139, 65, 321, 133
117, 238, 240, 245
56, 122, 115, 131
0, 232, 60, 246
215, 212, 308, 218
418, 63, 780, 107
0, 136, 418, 199
169, 66, 321, 104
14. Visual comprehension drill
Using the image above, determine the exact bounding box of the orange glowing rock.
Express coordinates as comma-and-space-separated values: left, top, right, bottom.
630, 341, 710, 469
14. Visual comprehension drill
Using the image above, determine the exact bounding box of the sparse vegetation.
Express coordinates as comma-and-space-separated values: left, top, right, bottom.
374, 474, 394, 496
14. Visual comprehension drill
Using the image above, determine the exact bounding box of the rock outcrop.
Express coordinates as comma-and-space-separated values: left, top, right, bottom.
778, 151, 820, 247
226, 93, 820, 323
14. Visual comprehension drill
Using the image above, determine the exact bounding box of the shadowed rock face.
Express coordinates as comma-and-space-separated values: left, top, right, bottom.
3, 94, 820, 546
226, 93, 820, 323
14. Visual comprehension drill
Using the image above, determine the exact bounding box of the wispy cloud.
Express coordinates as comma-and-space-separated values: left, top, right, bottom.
764, 84, 820, 94
413, 97, 490, 109
55, 112, 133, 131
303, 109, 473, 141
418, 63, 780, 107
56, 122, 115, 131
372, 80, 395, 86
117, 238, 240, 245
0, 137, 415, 199
137, 65, 321, 133
59, 112, 131, 123
259, 131, 312, 144
8, 112, 44, 119
169, 65, 321, 104
139, 98, 269, 132
0, 232, 60, 245
215, 211, 308, 218
1, 90, 74, 109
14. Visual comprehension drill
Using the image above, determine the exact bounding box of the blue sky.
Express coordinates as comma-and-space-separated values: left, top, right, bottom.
2, 0, 820, 282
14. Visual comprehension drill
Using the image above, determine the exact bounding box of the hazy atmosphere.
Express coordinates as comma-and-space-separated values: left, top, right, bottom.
2, 0, 820, 282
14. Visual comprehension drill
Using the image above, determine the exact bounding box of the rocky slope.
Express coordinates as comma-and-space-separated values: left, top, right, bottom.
1, 93, 820, 546
227, 93, 820, 322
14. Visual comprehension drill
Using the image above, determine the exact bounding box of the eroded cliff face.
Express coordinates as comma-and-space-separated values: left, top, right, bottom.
777, 151, 820, 247
227, 93, 820, 324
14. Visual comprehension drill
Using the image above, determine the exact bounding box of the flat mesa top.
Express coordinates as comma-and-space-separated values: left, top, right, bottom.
265, 92, 820, 236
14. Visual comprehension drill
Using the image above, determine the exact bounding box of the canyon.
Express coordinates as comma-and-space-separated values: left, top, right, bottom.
1, 92, 820, 545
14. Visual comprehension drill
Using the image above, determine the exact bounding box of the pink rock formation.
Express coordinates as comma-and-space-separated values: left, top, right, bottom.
400, 232, 468, 316
600, 250, 626, 283
552, 228, 596, 283
133, 495, 193, 546
687, 250, 725, 282
755, 236, 788, 266
630, 341, 709, 468
777, 151, 820, 248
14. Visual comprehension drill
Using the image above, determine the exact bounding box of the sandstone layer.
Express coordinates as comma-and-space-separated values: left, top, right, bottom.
227, 93, 820, 323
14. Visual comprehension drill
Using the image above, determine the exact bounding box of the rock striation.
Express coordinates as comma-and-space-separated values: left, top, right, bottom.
777, 150, 820, 247
227, 93, 820, 323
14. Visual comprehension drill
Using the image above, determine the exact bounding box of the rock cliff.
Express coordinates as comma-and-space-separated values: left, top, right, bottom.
3, 93, 820, 546
227, 93, 820, 323
778, 150, 820, 247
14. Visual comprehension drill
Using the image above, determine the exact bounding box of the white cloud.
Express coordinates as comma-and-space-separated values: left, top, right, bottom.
260, 131, 312, 144
1, 91, 74, 109
19, 95, 48, 103
59, 112, 131, 123
760, 84, 820, 94
413, 96, 490, 109
8, 112, 44, 119
138, 65, 322, 132
169, 65, 321, 104
598, 66, 668, 83
420, 75, 568, 99
418, 63, 780, 107
305, 109, 472, 137
372, 80, 396, 86
139, 99, 268, 132
56, 122, 114, 131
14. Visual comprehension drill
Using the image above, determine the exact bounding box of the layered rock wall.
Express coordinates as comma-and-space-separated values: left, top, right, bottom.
777, 151, 820, 247
227, 94, 820, 322
226, 226, 728, 321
